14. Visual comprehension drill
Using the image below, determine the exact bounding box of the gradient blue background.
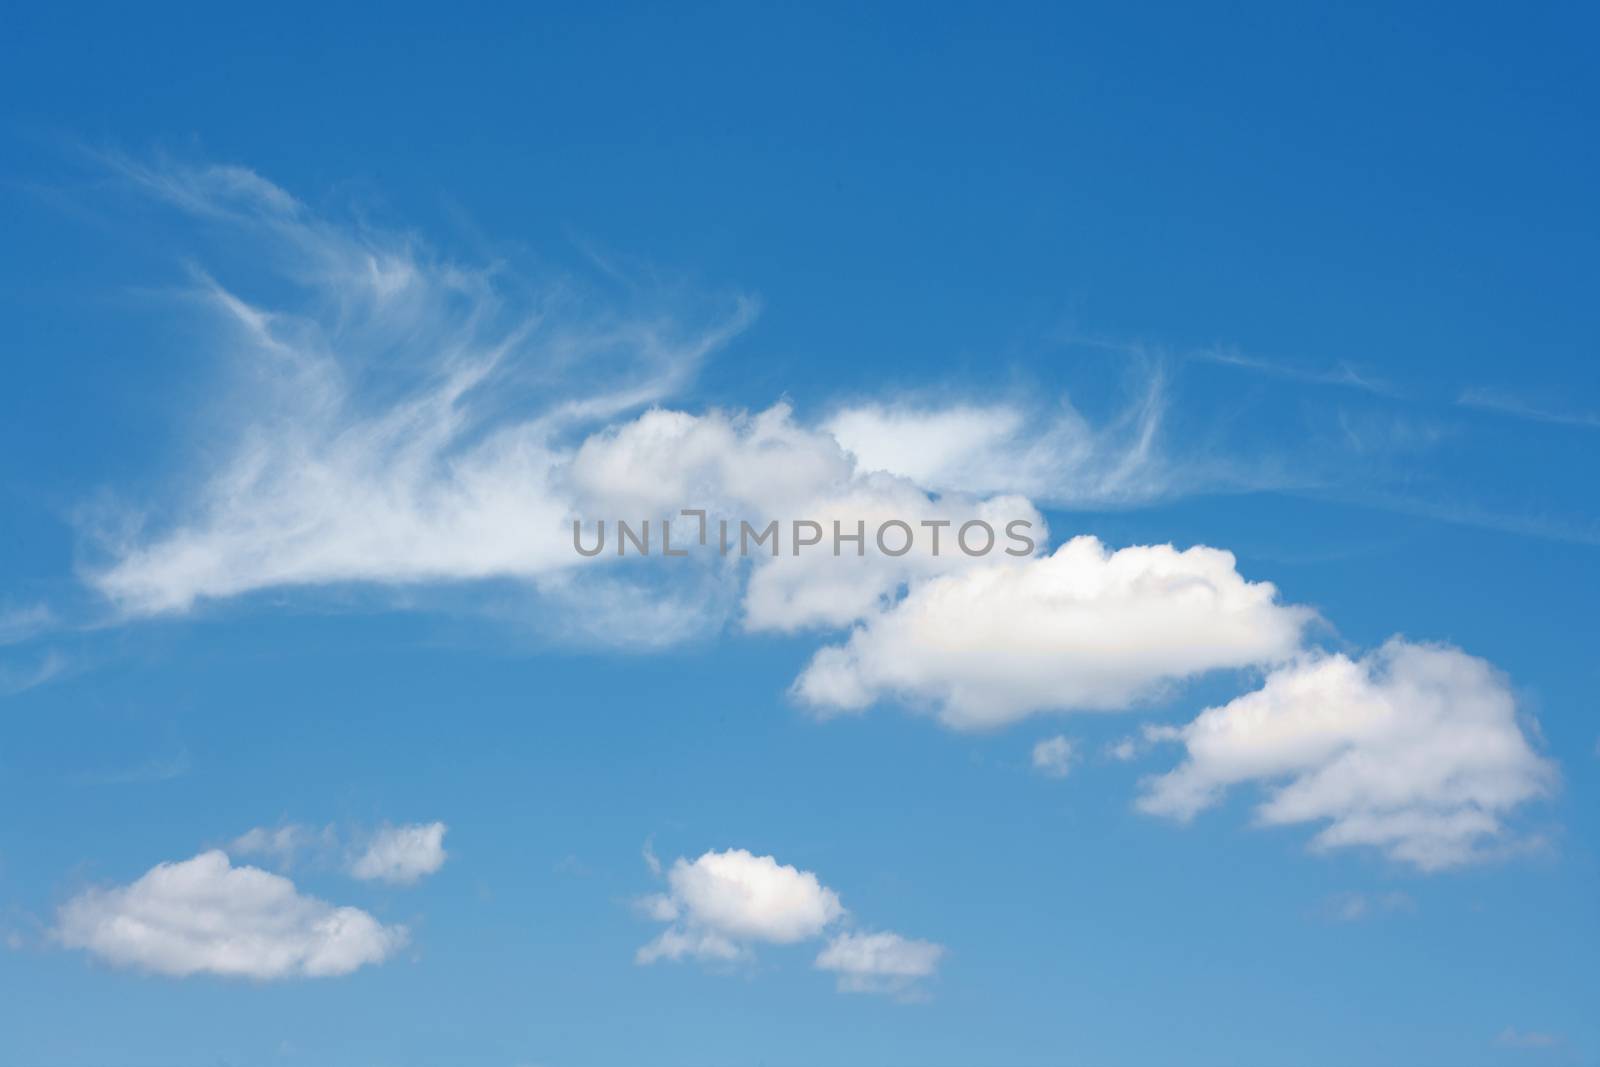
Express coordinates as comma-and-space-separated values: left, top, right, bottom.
1, 4, 1596, 1066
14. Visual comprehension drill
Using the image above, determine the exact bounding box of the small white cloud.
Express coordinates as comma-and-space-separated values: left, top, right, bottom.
1031, 735, 1075, 778
1105, 736, 1141, 762
815, 930, 945, 998
54, 850, 405, 979
348, 822, 448, 885
1139, 639, 1557, 870
636, 848, 843, 964
634, 848, 943, 997
793, 536, 1311, 728
231, 824, 335, 869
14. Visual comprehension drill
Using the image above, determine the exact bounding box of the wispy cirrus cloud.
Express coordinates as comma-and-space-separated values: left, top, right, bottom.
0, 649, 67, 697
1193, 345, 1398, 396
84, 156, 754, 618
823, 372, 1170, 507
1458, 386, 1600, 429
0, 602, 53, 646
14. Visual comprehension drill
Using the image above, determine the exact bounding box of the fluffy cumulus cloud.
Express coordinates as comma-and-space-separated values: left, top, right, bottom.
636, 848, 843, 963
564, 403, 1048, 633
348, 822, 449, 885
1139, 639, 1557, 870
815, 931, 946, 997
54, 851, 405, 979
794, 536, 1312, 728
636, 848, 942, 997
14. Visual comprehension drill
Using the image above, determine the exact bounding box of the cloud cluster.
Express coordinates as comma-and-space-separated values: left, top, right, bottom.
794, 537, 1311, 728
74, 158, 1561, 875
54, 851, 405, 979
636, 848, 941, 998
80, 159, 1177, 651
1138, 640, 1557, 869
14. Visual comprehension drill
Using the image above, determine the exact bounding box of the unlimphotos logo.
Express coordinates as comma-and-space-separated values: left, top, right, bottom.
573, 509, 1037, 558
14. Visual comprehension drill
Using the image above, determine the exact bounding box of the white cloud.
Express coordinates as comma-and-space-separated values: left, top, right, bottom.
65, 157, 1564, 881
738, 479, 1044, 634
793, 536, 1311, 728
825, 404, 1029, 490
348, 822, 449, 885
1139, 639, 1557, 870
81, 159, 1196, 653
634, 848, 943, 997
1031, 735, 1075, 778
824, 379, 1169, 507
563, 402, 1048, 633
54, 850, 405, 979
636, 848, 843, 963
815, 930, 945, 997
84, 159, 754, 619
231, 824, 335, 869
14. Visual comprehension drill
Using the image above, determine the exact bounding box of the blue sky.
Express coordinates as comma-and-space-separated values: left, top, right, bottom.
1, 4, 1597, 1066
